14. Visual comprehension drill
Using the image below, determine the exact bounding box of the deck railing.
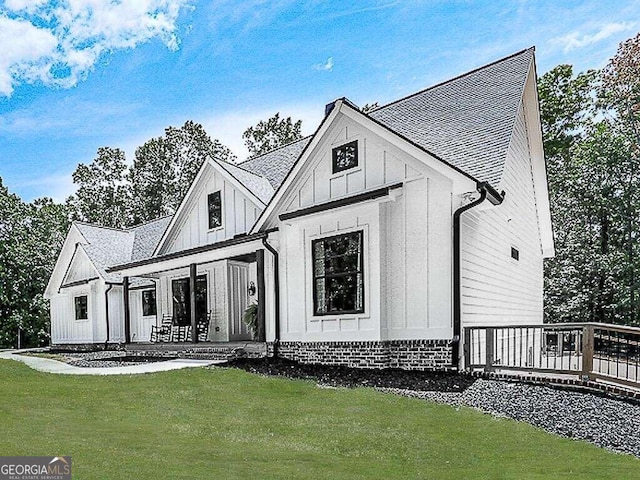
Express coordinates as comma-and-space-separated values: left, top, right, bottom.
463, 322, 640, 390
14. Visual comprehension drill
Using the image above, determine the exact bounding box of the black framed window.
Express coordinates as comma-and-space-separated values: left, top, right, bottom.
208, 191, 222, 229
312, 231, 364, 315
172, 275, 207, 326
511, 247, 520, 261
142, 289, 157, 316
332, 140, 358, 174
74, 295, 88, 320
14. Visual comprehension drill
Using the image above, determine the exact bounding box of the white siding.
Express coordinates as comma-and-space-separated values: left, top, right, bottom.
382, 176, 453, 340
278, 114, 456, 342
280, 115, 422, 214
280, 202, 381, 342
161, 165, 263, 255
156, 261, 230, 341
108, 286, 125, 343
64, 248, 98, 284
129, 288, 156, 343
460, 104, 544, 326
50, 284, 97, 344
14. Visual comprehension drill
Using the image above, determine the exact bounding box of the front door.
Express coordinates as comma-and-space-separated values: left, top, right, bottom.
172, 275, 207, 326
228, 262, 252, 341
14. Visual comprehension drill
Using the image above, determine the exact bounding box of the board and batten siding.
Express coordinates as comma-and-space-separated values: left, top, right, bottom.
280, 115, 422, 214
278, 113, 455, 342
156, 261, 230, 342
160, 164, 263, 255
460, 104, 543, 326
381, 175, 454, 340
63, 247, 98, 284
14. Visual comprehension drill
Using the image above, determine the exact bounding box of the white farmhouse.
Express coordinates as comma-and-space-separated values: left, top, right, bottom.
45, 48, 553, 369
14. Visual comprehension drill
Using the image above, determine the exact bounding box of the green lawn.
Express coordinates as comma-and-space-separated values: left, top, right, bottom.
0, 360, 636, 479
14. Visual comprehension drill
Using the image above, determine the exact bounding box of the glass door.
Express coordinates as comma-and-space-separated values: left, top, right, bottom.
172, 275, 207, 326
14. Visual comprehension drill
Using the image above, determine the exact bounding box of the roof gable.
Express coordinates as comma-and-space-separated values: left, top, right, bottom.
250, 98, 477, 233
154, 158, 267, 256
239, 137, 312, 189
62, 245, 99, 285
370, 48, 534, 188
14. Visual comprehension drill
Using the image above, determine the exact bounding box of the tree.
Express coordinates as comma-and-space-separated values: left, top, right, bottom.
540, 50, 640, 325
361, 102, 379, 113
128, 121, 236, 224
242, 113, 302, 157
66, 147, 130, 228
0, 178, 71, 348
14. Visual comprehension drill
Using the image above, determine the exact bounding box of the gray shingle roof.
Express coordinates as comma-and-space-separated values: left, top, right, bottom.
370, 48, 533, 187
216, 159, 275, 204
75, 216, 171, 284
238, 137, 312, 189
130, 216, 173, 262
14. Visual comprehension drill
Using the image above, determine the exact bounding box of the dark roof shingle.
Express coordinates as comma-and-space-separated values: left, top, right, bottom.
370, 48, 533, 186
238, 137, 312, 189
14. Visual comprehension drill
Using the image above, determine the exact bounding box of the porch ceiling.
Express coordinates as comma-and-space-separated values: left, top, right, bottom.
107, 234, 268, 277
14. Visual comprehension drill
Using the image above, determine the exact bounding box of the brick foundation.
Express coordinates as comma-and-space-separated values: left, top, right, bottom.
271, 339, 455, 370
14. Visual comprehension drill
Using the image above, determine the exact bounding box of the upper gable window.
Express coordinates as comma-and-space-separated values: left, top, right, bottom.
208, 191, 223, 230
332, 140, 358, 174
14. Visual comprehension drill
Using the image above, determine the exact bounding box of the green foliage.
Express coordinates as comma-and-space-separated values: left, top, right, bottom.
242, 112, 303, 157
66, 146, 130, 228
0, 361, 636, 479
243, 302, 258, 339
66, 121, 236, 227
361, 102, 379, 113
541, 33, 640, 325
128, 120, 236, 224
0, 180, 71, 347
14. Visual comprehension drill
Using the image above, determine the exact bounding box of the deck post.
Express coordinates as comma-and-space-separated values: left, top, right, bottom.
190, 263, 197, 343
463, 328, 471, 370
256, 250, 266, 342
485, 327, 495, 372
123, 276, 131, 344
581, 325, 594, 381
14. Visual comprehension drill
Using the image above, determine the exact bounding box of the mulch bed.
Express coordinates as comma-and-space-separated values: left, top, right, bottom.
222, 357, 476, 392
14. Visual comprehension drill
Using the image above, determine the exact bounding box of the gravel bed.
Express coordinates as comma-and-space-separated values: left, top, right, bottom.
381, 380, 640, 457
224, 358, 640, 458
51, 351, 177, 368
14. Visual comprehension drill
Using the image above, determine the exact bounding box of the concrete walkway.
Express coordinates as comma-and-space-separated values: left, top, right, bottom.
0, 350, 224, 375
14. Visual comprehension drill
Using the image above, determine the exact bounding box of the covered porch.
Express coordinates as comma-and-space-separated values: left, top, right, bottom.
107, 232, 277, 346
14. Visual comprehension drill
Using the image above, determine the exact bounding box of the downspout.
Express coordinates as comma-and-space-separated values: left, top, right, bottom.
261, 236, 280, 358
104, 284, 114, 350
452, 181, 504, 368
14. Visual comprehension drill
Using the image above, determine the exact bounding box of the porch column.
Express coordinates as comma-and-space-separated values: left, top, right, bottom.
123, 276, 131, 344
256, 250, 266, 342
190, 263, 197, 343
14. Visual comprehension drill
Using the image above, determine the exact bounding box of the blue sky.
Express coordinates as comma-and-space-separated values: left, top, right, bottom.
1, 0, 639, 202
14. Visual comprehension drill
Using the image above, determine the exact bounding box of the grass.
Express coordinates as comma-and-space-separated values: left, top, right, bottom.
0, 359, 637, 479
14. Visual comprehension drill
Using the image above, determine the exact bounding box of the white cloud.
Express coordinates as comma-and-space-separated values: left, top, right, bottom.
313, 57, 334, 72
551, 22, 637, 53
201, 103, 324, 161
0, 0, 190, 96
14, 173, 76, 202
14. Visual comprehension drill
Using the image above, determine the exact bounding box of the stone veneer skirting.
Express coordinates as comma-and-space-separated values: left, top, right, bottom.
272, 339, 455, 370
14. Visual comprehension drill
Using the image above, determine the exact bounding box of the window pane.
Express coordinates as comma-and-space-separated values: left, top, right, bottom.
75, 296, 88, 320
332, 141, 358, 173
208, 191, 222, 229
312, 231, 364, 315
142, 290, 156, 316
